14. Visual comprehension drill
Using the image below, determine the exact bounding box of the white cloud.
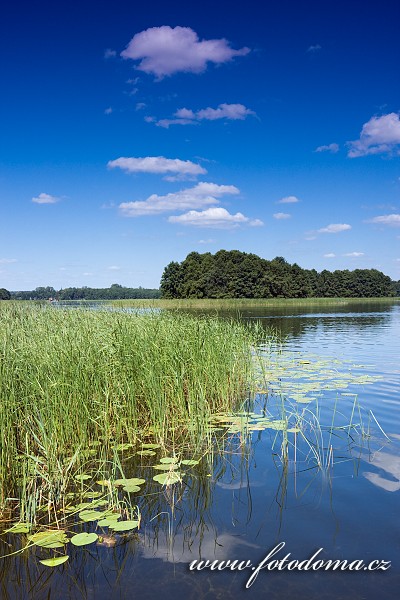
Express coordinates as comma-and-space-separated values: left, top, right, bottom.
343, 252, 364, 257
307, 44, 322, 52
273, 212, 291, 219
315, 143, 339, 153
135, 102, 146, 111
367, 214, 400, 226
107, 266, 121, 271
323, 253, 336, 258
119, 182, 239, 217
156, 103, 256, 128
0, 258, 17, 264
277, 195, 300, 204
104, 107, 113, 115
318, 223, 351, 234
198, 239, 216, 244
348, 113, 400, 157
107, 156, 206, 178
32, 193, 60, 204
121, 26, 250, 78
104, 49, 117, 59
168, 207, 263, 229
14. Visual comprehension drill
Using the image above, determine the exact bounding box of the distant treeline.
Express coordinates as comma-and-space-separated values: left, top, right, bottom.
10, 284, 161, 301
161, 251, 397, 299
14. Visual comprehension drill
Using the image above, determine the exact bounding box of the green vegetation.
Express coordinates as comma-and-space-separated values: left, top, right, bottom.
0, 302, 257, 522
11, 283, 161, 301
160, 250, 395, 298
0, 288, 11, 300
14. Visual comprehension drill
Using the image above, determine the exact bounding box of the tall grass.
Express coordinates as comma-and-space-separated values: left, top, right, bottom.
0, 302, 260, 519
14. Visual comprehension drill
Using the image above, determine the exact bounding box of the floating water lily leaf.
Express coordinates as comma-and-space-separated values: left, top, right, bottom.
28, 530, 68, 548
110, 520, 139, 532
114, 478, 145, 487
116, 443, 133, 451
79, 510, 108, 522
71, 532, 98, 546
181, 459, 199, 466
159, 457, 178, 464
153, 472, 182, 485
5, 522, 31, 534
96, 480, 111, 487
97, 515, 120, 527
136, 450, 156, 456
82, 491, 103, 499
152, 464, 179, 471
39, 556, 69, 568
123, 485, 141, 493
75, 474, 91, 482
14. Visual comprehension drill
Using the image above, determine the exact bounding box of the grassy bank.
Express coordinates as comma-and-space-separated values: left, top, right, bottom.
0, 303, 260, 519
107, 297, 400, 310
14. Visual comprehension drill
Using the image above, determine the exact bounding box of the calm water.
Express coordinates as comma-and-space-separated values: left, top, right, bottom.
1, 302, 399, 599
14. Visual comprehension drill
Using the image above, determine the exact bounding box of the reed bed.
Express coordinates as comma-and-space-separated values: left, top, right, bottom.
0, 302, 260, 519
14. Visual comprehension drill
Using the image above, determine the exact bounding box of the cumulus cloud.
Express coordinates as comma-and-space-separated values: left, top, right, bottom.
366, 213, 400, 226
119, 182, 239, 217
156, 103, 256, 128
273, 212, 291, 219
318, 223, 351, 234
32, 193, 60, 204
343, 252, 364, 257
315, 143, 339, 153
0, 258, 17, 264
104, 107, 113, 115
348, 113, 400, 157
107, 156, 206, 179
323, 253, 336, 258
277, 195, 299, 204
168, 207, 263, 229
121, 26, 250, 78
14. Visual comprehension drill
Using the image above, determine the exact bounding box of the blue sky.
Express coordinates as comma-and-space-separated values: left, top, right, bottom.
1, 0, 399, 290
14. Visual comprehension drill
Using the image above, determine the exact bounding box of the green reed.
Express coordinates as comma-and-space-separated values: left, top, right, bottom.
0, 302, 261, 520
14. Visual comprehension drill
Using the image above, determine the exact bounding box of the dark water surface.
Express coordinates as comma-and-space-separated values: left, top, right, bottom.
2, 302, 399, 599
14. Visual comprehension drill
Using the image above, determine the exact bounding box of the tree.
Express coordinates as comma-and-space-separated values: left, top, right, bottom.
0, 288, 11, 300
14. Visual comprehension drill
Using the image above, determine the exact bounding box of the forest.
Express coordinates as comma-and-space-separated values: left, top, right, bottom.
9, 284, 161, 301
160, 251, 397, 299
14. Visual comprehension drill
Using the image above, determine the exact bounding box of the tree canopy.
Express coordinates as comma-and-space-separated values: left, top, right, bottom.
160, 250, 395, 299
10, 285, 161, 301
0, 288, 11, 300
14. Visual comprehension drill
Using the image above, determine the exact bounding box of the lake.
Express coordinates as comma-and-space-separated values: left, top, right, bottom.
1, 301, 399, 599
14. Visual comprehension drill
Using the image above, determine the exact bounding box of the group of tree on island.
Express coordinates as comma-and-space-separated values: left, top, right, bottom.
160, 250, 396, 299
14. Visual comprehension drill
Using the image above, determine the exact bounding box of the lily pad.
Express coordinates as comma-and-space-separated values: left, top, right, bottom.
152, 464, 179, 471
114, 477, 145, 487
70, 532, 98, 546
153, 472, 182, 485
109, 520, 139, 532
28, 530, 69, 548
136, 450, 156, 456
5, 522, 31, 534
97, 515, 120, 527
159, 457, 178, 464
181, 459, 199, 466
79, 510, 108, 522
75, 474, 91, 482
123, 485, 141, 493
39, 556, 69, 567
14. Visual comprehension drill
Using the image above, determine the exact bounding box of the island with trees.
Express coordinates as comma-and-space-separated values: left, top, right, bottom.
160, 250, 396, 299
